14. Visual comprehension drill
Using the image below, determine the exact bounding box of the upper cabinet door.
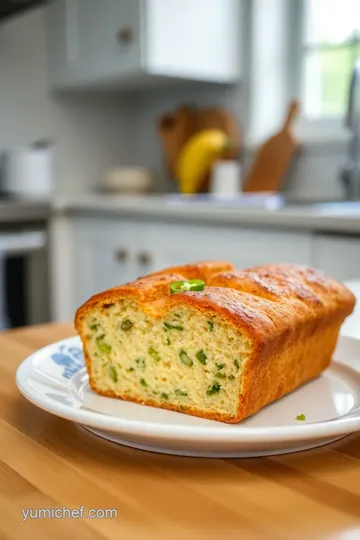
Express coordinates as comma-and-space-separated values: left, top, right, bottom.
47, 0, 240, 90
48, 0, 142, 89
145, 0, 240, 82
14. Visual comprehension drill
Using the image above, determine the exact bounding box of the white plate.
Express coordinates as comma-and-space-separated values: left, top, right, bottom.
15, 335, 360, 458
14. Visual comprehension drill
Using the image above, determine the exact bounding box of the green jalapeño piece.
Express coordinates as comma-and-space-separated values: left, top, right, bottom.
170, 279, 205, 295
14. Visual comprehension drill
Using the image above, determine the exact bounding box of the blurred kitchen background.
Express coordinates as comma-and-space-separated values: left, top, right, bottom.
1, 0, 360, 328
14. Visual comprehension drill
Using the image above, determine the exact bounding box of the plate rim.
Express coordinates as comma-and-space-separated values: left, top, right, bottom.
15, 334, 360, 443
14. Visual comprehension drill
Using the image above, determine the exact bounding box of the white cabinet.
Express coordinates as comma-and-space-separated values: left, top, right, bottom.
48, 0, 142, 89
47, 0, 240, 90
72, 216, 313, 309
313, 234, 360, 281
143, 222, 313, 273
56, 213, 360, 322
73, 217, 145, 307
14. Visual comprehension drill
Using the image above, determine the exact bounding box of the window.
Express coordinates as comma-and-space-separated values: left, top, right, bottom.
300, 0, 360, 120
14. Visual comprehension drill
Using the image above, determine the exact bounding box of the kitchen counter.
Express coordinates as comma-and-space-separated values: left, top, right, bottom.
5, 192, 360, 233
54, 193, 360, 233
0, 198, 51, 224
3, 322, 360, 539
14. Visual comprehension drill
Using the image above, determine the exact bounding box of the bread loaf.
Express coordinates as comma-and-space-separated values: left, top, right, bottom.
75, 261, 355, 423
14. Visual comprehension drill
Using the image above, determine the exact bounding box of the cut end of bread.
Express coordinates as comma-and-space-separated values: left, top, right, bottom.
76, 298, 251, 422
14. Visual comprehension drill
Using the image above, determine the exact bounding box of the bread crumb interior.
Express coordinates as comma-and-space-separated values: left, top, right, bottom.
83, 300, 251, 417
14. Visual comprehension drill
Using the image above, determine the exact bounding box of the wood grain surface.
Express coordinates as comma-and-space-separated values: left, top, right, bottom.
1, 323, 360, 540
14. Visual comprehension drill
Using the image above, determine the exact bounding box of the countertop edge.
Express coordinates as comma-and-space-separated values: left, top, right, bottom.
0, 200, 51, 224
52, 195, 360, 234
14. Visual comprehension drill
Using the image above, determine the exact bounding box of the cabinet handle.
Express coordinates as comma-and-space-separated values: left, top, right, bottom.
115, 248, 128, 262
138, 251, 152, 266
116, 26, 134, 44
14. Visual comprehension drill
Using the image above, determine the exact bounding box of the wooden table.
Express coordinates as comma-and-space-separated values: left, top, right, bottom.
2, 323, 360, 540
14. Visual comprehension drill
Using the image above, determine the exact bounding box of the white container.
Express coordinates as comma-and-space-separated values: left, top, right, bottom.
6, 145, 52, 198
210, 160, 242, 197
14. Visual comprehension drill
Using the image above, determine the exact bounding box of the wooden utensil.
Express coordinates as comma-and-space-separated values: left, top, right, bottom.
157, 105, 198, 179
243, 100, 300, 193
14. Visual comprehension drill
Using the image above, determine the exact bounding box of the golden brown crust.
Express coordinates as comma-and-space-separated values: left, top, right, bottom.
75, 260, 356, 423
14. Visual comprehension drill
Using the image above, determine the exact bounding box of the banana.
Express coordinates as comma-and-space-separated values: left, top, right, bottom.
176, 129, 229, 194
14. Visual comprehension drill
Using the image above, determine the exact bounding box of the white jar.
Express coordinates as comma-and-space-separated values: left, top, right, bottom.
6, 144, 52, 198
209, 160, 242, 197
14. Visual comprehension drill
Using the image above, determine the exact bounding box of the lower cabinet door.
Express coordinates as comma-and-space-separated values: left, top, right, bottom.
143, 222, 313, 273
73, 218, 140, 307
313, 234, 360, 281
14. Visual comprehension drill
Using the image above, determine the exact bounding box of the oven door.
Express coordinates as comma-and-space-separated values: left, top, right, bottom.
0, 230, 48, 329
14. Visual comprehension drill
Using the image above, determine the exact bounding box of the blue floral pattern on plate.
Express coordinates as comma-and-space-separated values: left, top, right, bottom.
50, 344, 84, 379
